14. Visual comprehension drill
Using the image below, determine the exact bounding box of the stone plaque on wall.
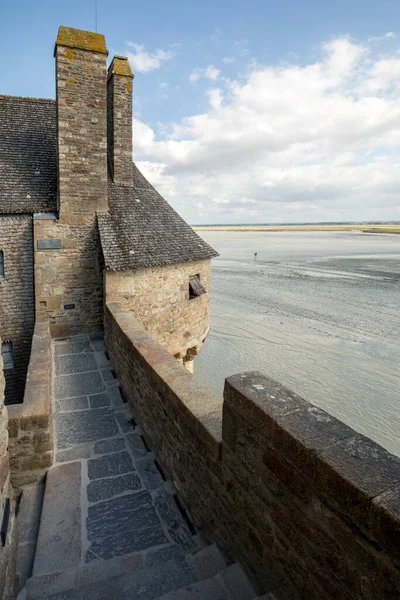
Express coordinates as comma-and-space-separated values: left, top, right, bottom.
37, 239, 62, 250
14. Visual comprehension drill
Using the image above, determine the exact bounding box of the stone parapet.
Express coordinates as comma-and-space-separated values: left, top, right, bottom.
0, 340, 17, 600
8, 316, 53, 488
105, 300, 400, 600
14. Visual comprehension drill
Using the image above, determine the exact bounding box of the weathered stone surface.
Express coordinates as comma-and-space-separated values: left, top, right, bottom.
137, 458, 164, 490
145, 544, 186, 568
94, 437, 125, 455
155, 490, 196, 551
87, 451, 134, 480
115, 410, 134, 434
89, 393, 110, 408
54, 341, 92, 356
156, 577, 228, 600
101, 368, 115, 382
56, 443, 93, 463
55, 372, 105, 399
56, 396, 89, 413
87, 472, 141, 502
33, 462, 81, 575
126, 433, 147, 459
55, 354, 97, 376
55, 409, 118, 449
187, 544, 227, 580
107, 385, 124, 406
215, 564, 256, 600
43, 559, 197, 600
86, 491, 168, 558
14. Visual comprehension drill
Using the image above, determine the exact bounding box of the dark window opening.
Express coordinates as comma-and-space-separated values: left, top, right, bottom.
0, 251, 4, 279
2, 342, 14, 370
189, 275, 206, 299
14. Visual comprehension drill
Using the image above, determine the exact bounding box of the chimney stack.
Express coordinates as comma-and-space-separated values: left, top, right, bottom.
55, 26, 108, 218
107, 56, 134, 187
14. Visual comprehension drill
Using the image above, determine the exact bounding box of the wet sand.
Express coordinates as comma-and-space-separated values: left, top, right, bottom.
195, 231, 400, 457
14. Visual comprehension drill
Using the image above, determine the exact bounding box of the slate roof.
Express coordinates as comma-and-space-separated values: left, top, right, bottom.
0, 95, 57, 214
98, 164, 218, 270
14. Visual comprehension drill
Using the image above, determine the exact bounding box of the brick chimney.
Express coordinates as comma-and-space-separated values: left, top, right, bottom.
107, 56, 134, 186
55, 26, 109, 218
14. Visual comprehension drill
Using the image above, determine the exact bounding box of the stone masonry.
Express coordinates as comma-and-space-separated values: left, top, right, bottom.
34, 27, 109, 337
0, 340, 18, 600
105, 259, 211, 370
0, 215, 35, 404
107, 56, 134, 186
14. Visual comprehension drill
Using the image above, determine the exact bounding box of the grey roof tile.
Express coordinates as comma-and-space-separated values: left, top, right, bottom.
0, 95, 57, 214
98, 164, 218, 270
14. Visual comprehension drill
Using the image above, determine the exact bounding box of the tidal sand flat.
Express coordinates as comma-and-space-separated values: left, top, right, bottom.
195, 231, 400, 457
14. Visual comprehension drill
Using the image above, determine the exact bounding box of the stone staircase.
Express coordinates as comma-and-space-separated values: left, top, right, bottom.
17, 334, 271, 600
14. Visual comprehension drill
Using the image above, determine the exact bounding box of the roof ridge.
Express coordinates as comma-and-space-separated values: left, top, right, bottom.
0, 95, 56, 104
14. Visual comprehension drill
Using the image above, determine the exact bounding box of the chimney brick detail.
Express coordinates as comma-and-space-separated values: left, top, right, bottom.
107, 56, 134, 186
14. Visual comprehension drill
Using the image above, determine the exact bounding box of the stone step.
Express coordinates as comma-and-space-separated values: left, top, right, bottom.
30, 556, 199, 600
186, 543, 228, 580
155, 577, 229, 600
25, 552, 144, 599
214, 564, 257, 600
16, 482, 45, 591
32, 462, 82, 576
155, 563, 257, 600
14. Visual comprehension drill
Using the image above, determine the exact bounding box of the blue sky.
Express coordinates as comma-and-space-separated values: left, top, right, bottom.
2, 1, 400, 223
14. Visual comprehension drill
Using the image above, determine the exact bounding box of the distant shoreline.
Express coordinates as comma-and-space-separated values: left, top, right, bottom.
193, 224, 400, 234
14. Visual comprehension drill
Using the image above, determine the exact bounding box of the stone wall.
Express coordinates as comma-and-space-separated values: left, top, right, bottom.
0, 215, 35, 404
105, 259, 211, 369
34, 215, 103, 338
0, 338, 18, 600
8, 315, 53, 488
105, 300, 400, 600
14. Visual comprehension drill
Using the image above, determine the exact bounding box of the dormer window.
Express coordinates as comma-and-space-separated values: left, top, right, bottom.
2, 342, 14, 370
189, 275, 206, 299
0, 251, 4, 279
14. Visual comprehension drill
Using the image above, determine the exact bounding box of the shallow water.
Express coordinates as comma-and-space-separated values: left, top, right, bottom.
195, 231, 400, 456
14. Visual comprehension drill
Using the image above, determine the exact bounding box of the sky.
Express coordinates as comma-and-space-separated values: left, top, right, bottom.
2, 1, 400, 224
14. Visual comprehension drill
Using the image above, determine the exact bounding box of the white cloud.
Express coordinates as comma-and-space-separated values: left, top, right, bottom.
368, 32, 396, 43
222, 57, 236, 64
134, 35, 400, 223
126, 42, 175, 73
189, 65, 221, 84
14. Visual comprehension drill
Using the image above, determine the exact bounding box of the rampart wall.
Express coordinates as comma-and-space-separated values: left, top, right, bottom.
105, 300, 400, 600
8, 315, 53, 488
0, 338, 17, 600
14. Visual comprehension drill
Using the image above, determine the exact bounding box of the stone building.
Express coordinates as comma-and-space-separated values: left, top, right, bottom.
0, 26, 217, 404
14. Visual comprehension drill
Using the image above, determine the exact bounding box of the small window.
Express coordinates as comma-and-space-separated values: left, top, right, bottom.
189, 275, 206, 299
0, 251, 4, 279
2, 342, 14, 370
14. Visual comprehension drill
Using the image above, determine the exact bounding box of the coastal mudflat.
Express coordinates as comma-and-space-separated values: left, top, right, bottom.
195, 231, 400, 457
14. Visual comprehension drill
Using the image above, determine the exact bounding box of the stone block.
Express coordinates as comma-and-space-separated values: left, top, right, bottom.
87, 472, 141, 502
55, 353, 97, 376
55, 371, 105, 399
33, 462, 81, 575
86, 491, 168, 559
87, 451, 134, 480
55, 409, 118, 449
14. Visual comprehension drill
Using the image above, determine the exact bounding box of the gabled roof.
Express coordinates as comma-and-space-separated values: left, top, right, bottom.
98, 164, 218, 270
0, 95, 57, 214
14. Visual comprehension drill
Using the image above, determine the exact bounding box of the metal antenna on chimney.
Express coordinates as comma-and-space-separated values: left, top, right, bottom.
95, 0, 98, 32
